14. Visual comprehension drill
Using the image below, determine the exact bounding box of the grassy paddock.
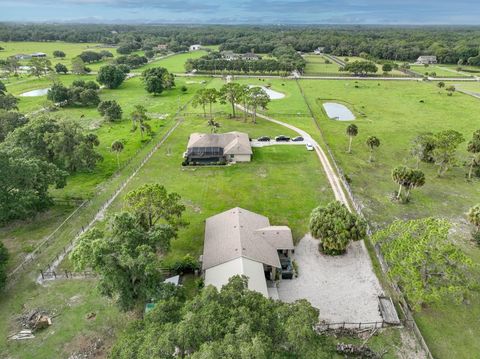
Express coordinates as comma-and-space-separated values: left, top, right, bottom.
297, 79, 480, 359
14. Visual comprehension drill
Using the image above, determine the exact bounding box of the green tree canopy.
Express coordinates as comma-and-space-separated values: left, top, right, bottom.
366, 135, 381, 162
0, 147, 67, 224
0, 241, 8, 291
373, 218, 475, 310
391, 166, 425, 202
309, 201, 367, 255
54, 63, 68, 74
110, 276, 330, 358
98, 100, 123, 122
346, 123, 358, 153
342, 60, 378, 75
0, 110, 28, 142
97, 65, 127, 89
218, 82, 243, 118
142, 67, 175, 95
124, 183, 186, 230
246, 86, 270, 124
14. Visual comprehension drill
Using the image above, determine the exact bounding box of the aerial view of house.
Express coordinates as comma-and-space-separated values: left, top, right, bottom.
185, 131, 252, 164
202, 207, 294, 297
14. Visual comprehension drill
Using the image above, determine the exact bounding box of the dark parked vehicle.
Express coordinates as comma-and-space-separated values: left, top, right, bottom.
275, 135, 290, 142
257, 136, 271, 142
292, 136, 304, 142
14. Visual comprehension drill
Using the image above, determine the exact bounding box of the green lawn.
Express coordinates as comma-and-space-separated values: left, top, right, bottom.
106, 114, 334, 265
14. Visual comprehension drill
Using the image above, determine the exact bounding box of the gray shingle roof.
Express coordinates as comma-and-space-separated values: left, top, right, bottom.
187, 132, 252, 156
202, 207, 294, 270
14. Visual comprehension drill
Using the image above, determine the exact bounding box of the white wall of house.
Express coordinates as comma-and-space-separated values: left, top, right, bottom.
229, 154, 251, 162
204, 257, 268, 297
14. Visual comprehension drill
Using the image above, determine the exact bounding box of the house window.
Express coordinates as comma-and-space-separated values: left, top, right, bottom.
230, 155, 234, 159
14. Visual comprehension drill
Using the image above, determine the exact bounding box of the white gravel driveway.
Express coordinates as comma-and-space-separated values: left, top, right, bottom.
277, 234, 383, 324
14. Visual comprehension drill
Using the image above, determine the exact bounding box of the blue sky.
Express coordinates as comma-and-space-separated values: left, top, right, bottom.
1, 0, 480, 24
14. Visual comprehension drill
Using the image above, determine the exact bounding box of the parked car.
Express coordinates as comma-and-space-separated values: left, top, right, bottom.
257, 136, 271, 142
306, 143, 314, 151
275, 135, 290, 142
292, 136, 304, 142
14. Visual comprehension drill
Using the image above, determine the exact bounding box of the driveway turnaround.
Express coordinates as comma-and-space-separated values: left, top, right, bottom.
277, 235, 383, 324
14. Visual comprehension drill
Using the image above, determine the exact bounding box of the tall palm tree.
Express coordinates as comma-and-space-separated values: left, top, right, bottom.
346, 124, 358, 153
467, 130, 480, 180
111, 140, 124, 168
366, 136, 380, 162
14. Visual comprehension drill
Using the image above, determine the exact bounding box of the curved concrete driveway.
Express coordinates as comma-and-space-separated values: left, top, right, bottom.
237, 105, 350, 209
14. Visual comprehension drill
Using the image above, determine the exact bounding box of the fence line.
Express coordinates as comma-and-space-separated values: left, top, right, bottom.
34, 88, 203, 285
295, 79, 434, 359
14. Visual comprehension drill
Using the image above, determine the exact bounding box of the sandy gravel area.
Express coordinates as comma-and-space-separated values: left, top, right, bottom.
277, 234, 383, 324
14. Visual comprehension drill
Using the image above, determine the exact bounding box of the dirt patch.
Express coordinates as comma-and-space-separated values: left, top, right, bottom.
66, 336, 106, 359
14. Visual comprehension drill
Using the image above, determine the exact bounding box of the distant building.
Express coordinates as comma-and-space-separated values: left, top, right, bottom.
221, 50, 239, 61
314, 47, 325, 55
185, 131, 252, 164
156, 44, 168, 51
189, 44, 202, 51
242, 52, 260, 61
14, 54, 31, 60
31, 52, 47, 58
416, 56, 437, 65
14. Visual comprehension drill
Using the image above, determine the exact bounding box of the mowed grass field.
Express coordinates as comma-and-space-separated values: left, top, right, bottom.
304, 54, 344, 75
409, 64, 472, 78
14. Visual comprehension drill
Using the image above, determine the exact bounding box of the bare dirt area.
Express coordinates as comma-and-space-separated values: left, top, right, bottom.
278, 234, 383, 324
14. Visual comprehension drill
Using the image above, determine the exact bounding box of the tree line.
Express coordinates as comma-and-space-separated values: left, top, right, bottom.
3, 24, 478, 64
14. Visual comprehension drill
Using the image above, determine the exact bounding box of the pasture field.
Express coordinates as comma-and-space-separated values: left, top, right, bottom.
304, 54, 344, 75
409, 64, 472, 77
134, 49, 208, 73
298, 79, 480, 359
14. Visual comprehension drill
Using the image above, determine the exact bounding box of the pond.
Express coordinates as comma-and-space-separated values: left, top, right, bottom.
249, 85, 285, 100
323, 102, 355, 121
20, 88, 50, 97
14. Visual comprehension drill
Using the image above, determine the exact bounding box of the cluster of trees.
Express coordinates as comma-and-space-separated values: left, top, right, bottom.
0, 80, 18, 111
309, 201, 367, 255
47, 80, 100, 107
28, 57, 52, 77
78, 50, 113, 63
341, 61, 378, 76
373, 218, 475, 310
111, 275, 328, 358
115, 54, 148, 69
70, 184, 186, 310
1, 24, 479, 64
191, 82, 270, 124
97, 64, 127, 89
98, 100, 122, 122
185, 55, 305, 74
141, 67, 175, 95
0, 115, 102, 223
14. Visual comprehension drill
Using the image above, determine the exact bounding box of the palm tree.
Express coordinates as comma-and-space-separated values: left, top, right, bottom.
467, 130, 480, 180
207, 118, 221, 133
467, 204, 480, 239
346, 124, 358, 153
366, 136, 380, 162
246, 87, 270, 124
111, 140, 124, 168
392, 166, 425, 202
130, 105, 151, 140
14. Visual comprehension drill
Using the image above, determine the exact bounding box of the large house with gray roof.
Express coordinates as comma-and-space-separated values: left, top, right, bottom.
185, 131, 252, 164
201, 207, 294, 298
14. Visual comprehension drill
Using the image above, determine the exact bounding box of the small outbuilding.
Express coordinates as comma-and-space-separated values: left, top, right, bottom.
415, 56, 437, 65
31, 52, 47, 58
189, 44, 202, 51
